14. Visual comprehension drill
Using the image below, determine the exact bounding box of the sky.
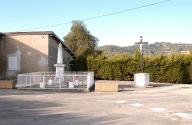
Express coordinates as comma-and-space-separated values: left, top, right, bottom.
0, 0, 192, 46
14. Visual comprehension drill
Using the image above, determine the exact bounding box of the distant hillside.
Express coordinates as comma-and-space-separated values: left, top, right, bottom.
97, 42, 192, 55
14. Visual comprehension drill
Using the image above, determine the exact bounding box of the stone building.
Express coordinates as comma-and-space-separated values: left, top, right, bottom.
0, 31, 74, 80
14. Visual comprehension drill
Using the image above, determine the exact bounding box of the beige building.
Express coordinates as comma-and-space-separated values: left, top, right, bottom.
180, 51, 191, 55
0, 31, 74, 80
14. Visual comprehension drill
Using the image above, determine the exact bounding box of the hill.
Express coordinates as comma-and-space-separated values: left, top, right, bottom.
97, 42, 192, 55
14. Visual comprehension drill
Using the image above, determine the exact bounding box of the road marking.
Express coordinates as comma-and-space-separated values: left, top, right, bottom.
96, 99, 107, 102
173, 113, 192, 119
150, 107, 166, 112
114, 100, 127, 104
129, 103, 144, 107
35, 95, 43, 98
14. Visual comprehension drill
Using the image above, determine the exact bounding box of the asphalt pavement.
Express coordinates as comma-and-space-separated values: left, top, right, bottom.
0, 85, 192, 125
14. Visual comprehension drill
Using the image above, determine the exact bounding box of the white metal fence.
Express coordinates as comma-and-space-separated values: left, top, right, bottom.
16, 72, 94, 91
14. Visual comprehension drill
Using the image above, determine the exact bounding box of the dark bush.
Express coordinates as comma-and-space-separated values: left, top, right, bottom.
70, 57, 87, 71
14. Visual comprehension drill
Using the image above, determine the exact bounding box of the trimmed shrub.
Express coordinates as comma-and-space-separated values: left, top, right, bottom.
85, 54, 192, 84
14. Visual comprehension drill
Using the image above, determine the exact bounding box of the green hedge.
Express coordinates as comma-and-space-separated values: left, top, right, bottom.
70, 57, 87, 71
86, 54, 192, 84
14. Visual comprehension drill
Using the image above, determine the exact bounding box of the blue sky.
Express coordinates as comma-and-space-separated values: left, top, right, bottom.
0, 0, 191, 46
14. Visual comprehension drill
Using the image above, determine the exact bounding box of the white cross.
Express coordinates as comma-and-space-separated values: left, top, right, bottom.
135, 36, 148, 56
135, 36, 148, 72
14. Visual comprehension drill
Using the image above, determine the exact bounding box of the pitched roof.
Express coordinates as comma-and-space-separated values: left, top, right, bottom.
5, 31, 75, 57
6, 31, 54, 35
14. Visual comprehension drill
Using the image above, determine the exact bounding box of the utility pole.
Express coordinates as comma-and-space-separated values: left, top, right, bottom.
135, 36, 148, 72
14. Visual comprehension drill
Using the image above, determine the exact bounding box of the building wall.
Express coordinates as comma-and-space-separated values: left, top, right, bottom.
0, 34, 5, 79
180, 51, 191, 55
48, 36, 58, 71
5, 34, 49, 79
48, 36, 73, 71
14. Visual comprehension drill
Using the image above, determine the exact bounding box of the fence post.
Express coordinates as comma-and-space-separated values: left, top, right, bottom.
87, 73, 90, 91
30, 75, 31, 88
26, 75, 28, 88
43, 75, 45, 89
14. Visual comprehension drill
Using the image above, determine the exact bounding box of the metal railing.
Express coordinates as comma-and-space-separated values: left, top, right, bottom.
17, 72, 94, 91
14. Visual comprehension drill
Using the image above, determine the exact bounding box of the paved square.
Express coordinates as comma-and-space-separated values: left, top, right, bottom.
0, 85, 192, 125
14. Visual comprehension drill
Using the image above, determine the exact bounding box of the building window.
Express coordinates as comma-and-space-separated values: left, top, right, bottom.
8, 56, 20, 71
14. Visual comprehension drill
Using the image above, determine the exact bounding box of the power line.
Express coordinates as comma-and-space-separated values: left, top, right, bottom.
20, 0, 172, 31
82, 0, 172, 21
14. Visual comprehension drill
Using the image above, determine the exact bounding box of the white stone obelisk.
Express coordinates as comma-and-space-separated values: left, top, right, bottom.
54, 43, 65, 81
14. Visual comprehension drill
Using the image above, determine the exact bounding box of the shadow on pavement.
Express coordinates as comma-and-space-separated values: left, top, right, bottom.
0, 89, 86, 96
0, 96, 128, 125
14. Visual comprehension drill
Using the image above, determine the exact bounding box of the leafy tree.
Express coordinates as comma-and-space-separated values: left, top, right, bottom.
64, 20, 98, 57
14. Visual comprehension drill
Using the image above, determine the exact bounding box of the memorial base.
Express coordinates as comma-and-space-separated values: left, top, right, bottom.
134, 73, 150, 87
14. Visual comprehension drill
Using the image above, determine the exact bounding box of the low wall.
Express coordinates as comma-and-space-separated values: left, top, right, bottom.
0, 80, 15, 89
95, 80, 119, 92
